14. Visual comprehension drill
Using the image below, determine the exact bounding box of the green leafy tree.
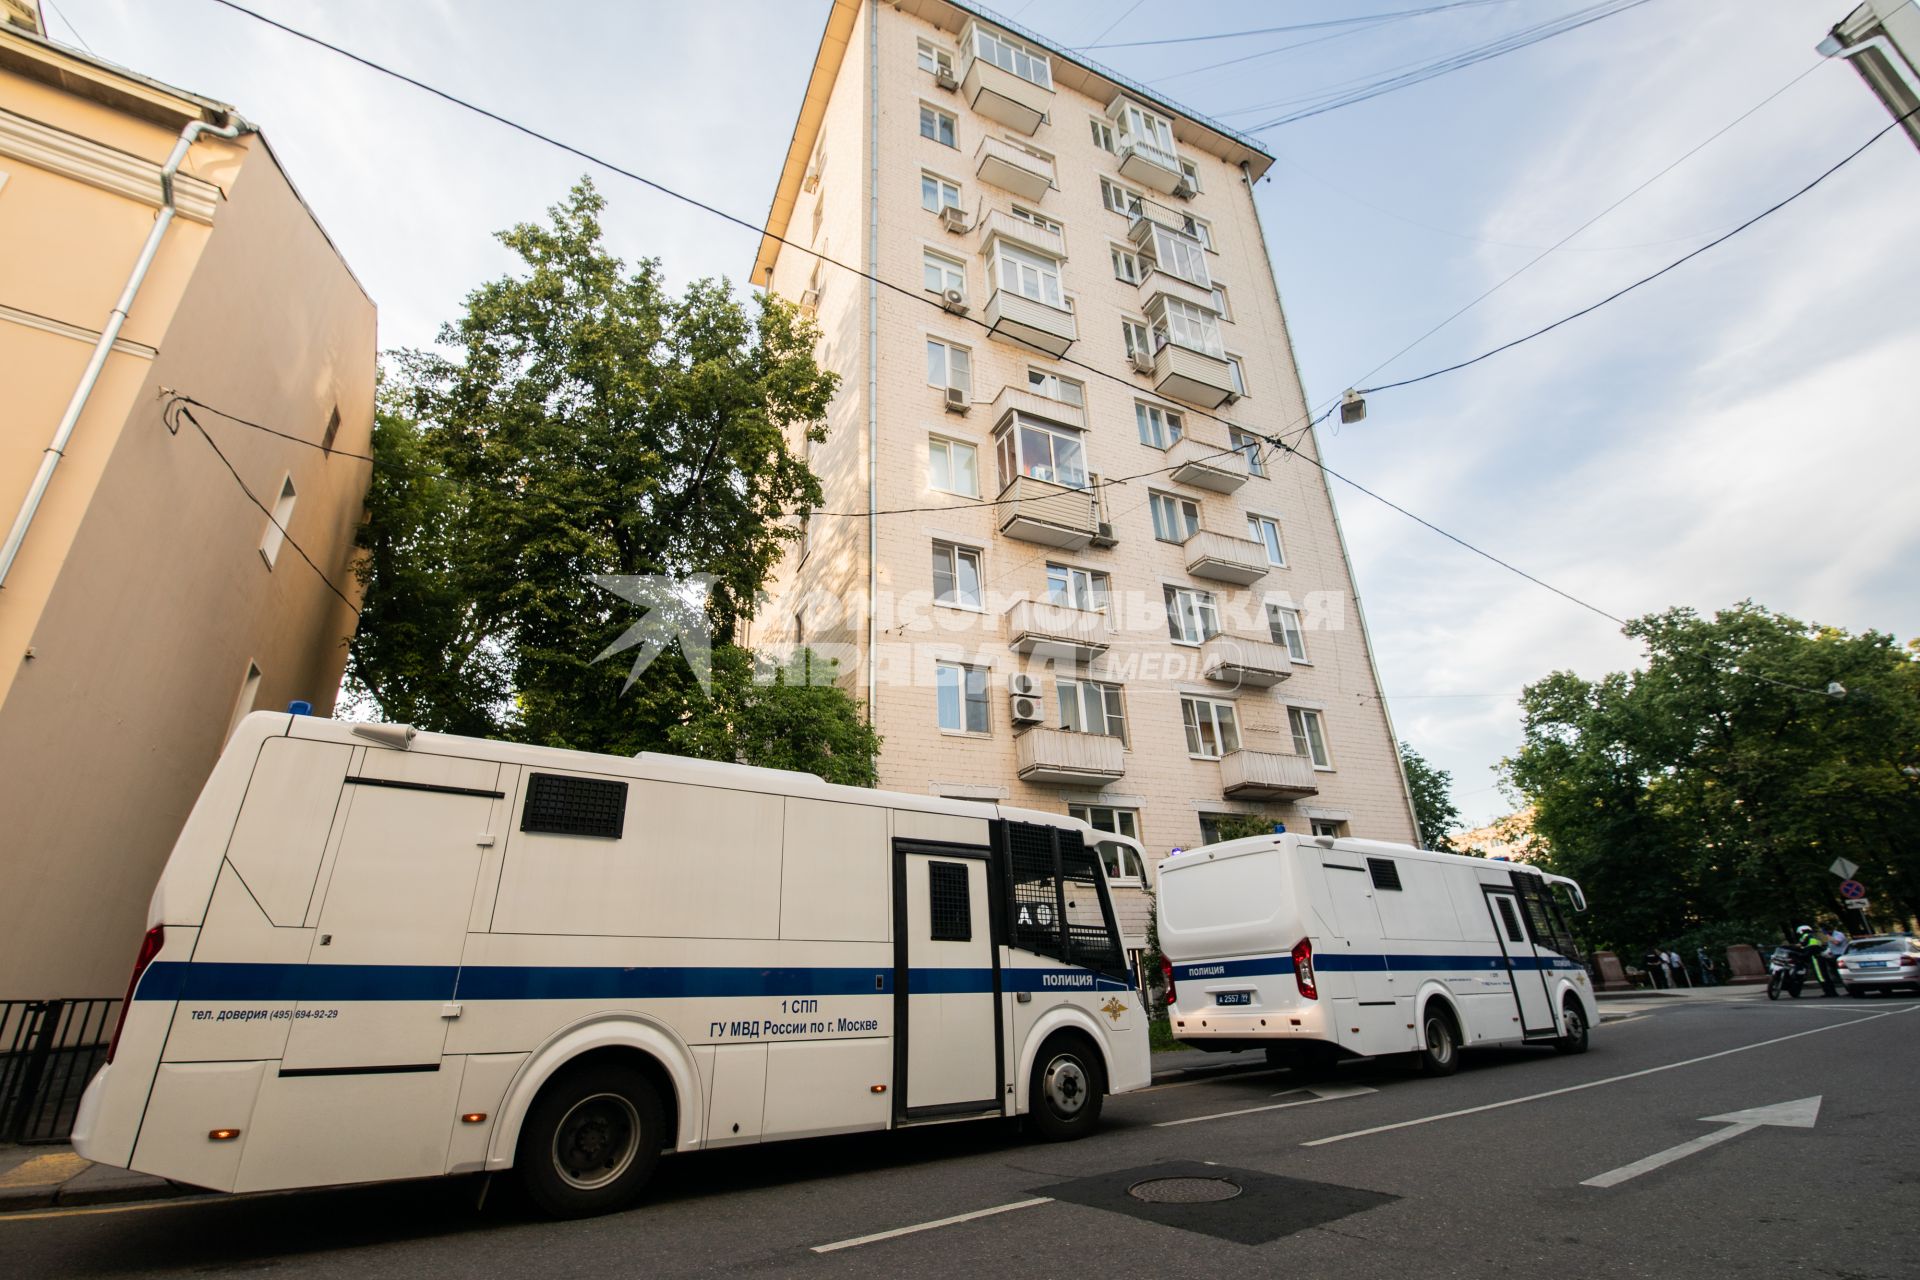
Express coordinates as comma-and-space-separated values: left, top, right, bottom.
1506, 603, 1920, 952
1399, 741, 1461, 851
348, 181, 870, 777
1209, 813, 1285, 843
667, 648, 880, 787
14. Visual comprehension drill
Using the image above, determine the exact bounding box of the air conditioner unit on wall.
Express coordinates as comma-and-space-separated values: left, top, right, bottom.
1010, 693, 1043, 724
1129, 350, 1156, 375
940, 206, 971, 233
935, 68, 959, 92
1008, 673, 1040, 698
799, 287, 821, 310
940, 288, 969, 315
944, 385, 970, 414
1172, 180, 1194, 200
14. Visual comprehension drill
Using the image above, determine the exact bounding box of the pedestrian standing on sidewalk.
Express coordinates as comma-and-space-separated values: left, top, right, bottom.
1642, 948, 1667, 989
1696, 947, 1719, 986
1666, 948, 1691, 988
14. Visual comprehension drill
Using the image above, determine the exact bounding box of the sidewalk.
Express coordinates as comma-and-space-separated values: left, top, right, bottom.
0, 1144, 189, 1213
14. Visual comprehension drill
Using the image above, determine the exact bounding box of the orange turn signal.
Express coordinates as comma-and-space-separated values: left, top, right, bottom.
869, 1085, 886, 1094
208, 1128, 241, 1141
461, 1112, 488, 1123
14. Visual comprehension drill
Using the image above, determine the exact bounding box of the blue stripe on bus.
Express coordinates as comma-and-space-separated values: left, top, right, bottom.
1174, 953, 1582, 983
135, 961, 1132, 1002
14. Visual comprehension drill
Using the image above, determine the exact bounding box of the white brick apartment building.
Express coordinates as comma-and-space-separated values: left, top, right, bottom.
750, 0, 1420, 964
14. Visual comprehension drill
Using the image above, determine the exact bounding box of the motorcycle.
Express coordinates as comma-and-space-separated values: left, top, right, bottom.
1768, 946, 1808, 999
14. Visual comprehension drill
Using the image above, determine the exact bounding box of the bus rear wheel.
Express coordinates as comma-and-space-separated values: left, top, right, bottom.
517, 1062, 664, 1218
1028, 1036, 1104, 1141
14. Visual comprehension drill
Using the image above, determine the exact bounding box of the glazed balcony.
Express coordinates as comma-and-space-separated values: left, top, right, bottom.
1005, 598, 1109, 662
1184, 529, 1269, 585
1166, 434, 1250, 494
975, 136, 1054, 201
989, 384, 1084, 433
961, 55, 1051, 135
1200, 633, 1294, 689
985, 289, 1077, 357
1017, 727, 1126, 787
997, 475, 1099, 550
1152, 341, 1237, 411
1220, 748, 1318, 800
1118, 136, 1184, 195
977, 208, 1067, 260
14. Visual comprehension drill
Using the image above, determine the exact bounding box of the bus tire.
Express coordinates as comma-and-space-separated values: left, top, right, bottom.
516, 1061, 664, 1218
1552, 999, 1589, 1055
1028, 1035, 1104, 1142
1416, 1004, 1460, 1076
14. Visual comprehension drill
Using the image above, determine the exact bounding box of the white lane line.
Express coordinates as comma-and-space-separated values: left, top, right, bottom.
810, 1197, 1054, 1253
1581, 1124, 1756, 1187
1304, 1003, 1916, 1148
1142, 1067, 1290, 1093
1154, 1083, 1376, 1128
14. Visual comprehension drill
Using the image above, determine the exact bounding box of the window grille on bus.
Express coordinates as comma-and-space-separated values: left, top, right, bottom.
1007, 823, 1062, 957
1366, 858, 1402, 891
1059, 833, 1124, 974
520, 773, 628, 839
928, 861, 973, 941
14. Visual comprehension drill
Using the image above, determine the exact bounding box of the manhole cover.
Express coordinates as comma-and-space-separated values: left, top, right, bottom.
1127, 1176, 1243, 1204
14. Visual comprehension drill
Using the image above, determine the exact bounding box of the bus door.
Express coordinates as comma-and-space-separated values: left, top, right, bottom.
1484, 887, 1555, 1035
893, 840, 1001, 1119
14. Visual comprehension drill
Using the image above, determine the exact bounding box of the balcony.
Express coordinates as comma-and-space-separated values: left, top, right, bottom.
985, 289, 1077, 357
977, 208, 1066, 260
1152, 340, 1238, 411
961, 56, 1052, 135
997, 475, 1100, 550
1005, 598, 1109, 662
1200, 633, 1294, 688
989, 384, 1084, 433
1220, 749, 1318, 800
975, 136, 1054, 201
1017, 728, 1125, 787
1139, 269, 1215, 315
1184, 529, 1269, 585
1118, 137, 1184, 195
1166, 434, 1250, 494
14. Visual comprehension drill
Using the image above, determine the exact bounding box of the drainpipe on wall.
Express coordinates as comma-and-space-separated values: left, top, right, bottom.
0, 114, 252, 593
865, 0, 880, 724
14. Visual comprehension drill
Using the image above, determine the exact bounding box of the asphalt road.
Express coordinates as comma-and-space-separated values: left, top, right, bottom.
5, 990, 1916, 1279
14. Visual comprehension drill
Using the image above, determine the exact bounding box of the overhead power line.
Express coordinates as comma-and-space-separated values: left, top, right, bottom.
165, 393, 377, 463
1076, 1, 1519, 51
202, 0, 1631, 626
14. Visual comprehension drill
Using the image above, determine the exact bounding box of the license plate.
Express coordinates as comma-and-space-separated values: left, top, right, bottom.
1215, 991, 1252, 1006
1858, 961, 1889, 969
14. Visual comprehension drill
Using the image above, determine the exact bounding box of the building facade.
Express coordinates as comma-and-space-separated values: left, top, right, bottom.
1821, 0, 1920, 152
0, 12, 375, 994
751, 0, 1419, 965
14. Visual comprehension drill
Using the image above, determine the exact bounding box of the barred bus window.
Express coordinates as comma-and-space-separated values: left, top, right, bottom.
1059, 833, 1123, 974
1007, 823, 1063, 959
521, 773, 628, 839
928, 861, 972, 941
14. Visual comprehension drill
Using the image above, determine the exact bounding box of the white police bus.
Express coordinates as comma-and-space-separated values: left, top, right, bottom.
1157, 832, 1595, 1074
75, 713, 1146, 1216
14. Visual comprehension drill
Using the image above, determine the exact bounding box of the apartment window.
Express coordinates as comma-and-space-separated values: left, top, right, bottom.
1248, 515, 1286, 566
1088, 117, 1116, 153
1135, 401, 1184, 448
1150, 295, 1226, 358
926, 338, 972, 397
1143, 223, 1210, 288
920, 172, 962, 213
1179, 158, 1203, 193
1182, 696, 1241, 758
1209, 285, 1232, 320
920, 103, 958, 148
1027, 368, 1085, 407
996, 414, 1087, 489
259, 474, 296, 568
917, 39, 954, 76
1114, 101, 1177, 169
1289, 707, 1332, 768
1230, 428, 1265, 476
1184, 214, 1214, 250
923, 249, 966, 295
1149, 491, 1200, 544
932, 541, 983, 609
1110, 245, 1141, 284
1071, 806, 1145, 882
928, 435, 979, 497
1100, 177, 1144, 218
1267, 604, 1307, 662
1122, 317, 1152, 361
1312, 819, 1348, 839
1164, 585, 1220, 644
937, 662, 990, 733
1009, 205, 1063, 235
1045, 563, 1109, 613
970, 24, 1052, 89
1058, 678, 1127, 743
1225, 354, 1249, 398
320, 406, 341, 454
993, 243, 1064, 309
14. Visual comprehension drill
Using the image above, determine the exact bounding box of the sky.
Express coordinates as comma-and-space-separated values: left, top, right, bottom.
46, 0, 1920, 827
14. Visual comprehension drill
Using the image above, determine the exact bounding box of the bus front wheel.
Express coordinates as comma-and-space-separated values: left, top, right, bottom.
517, 1061, 664, 1218
1028, 1036, 1104, 1141
1416, 1007, 1460, 1076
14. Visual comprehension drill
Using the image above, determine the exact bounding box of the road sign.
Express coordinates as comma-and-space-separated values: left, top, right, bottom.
1583, 1097, 1822, 1189
1840, 879, 1867, 900
1830, 857, 1860, 880
1844, 898, 1870, 912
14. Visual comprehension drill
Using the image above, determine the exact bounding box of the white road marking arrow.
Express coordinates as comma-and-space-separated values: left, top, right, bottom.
1582, 1096, 1822, 1188
1154, 1082, 1375, 1128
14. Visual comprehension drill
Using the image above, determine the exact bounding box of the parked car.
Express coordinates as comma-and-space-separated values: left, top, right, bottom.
1836, 935, 1920, 995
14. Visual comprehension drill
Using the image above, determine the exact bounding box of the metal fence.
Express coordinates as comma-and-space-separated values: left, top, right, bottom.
0, 998, 120, 1144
